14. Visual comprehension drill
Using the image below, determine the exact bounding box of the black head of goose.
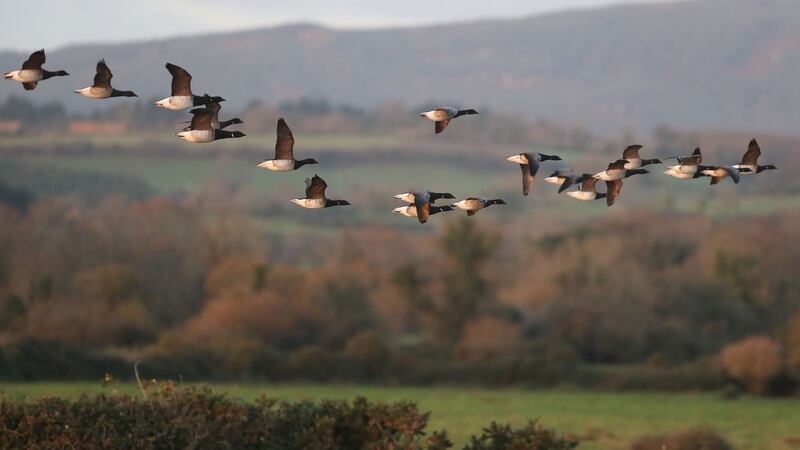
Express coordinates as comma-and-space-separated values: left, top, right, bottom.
733, 139, 778, 175
154, 63, 224, 111
4, 49, 69, 91
566, 174, 606, 202
257, 118, 318, 172
74, 59, 136, 99
451, 197, 506, 216
622, 145, 661, 169
420, 107, 479, 134
176, 109, 245, 143
506, 152, 563, 196
393, 191, 455, 204
291, 174, 350, 209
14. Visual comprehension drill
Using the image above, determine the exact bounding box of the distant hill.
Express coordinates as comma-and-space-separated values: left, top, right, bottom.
2, 0, 800, 135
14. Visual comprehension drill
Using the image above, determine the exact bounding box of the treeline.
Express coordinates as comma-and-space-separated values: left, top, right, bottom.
1, 195, 799, 395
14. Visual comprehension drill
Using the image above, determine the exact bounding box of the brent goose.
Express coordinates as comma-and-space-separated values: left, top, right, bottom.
183, 97, 242, 130
393, 191, 455, 204
175, 110, 245, 143
257, 118, 318, 172
622, 145, 661, 169
74, 60, 136, 99
3, 49, 68, 91
392, 191, 453, 224
566, 175, 606, 202
451, 197, 506, 216
155, 63, 224, 111
544, 169, 586, 193
733, 139, 778, 175
290, 175, 350, 209
664, 152, 703, 179
420, 107, 479, 134
593, 160, 648, 181
700, 166, 748, 185
506, 152, 563, 196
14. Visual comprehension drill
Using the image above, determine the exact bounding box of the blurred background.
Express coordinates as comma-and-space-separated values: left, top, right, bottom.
1, 1, 800, 448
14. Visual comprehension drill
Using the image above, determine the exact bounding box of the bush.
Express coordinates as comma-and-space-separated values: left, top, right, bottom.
720, 336, 784, 395
0, 386, 578, 450
631, 428, 732, 450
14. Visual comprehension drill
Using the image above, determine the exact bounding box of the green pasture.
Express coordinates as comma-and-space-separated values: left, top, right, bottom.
1, 383, 798, 450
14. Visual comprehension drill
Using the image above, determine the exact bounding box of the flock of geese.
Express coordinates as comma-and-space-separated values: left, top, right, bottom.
4, 50, 778, 224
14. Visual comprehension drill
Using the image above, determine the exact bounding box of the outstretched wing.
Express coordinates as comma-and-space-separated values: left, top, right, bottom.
275, 118, 295, 160
189, 110, 214, 131
622, 145, 642, 160
579, 175, 598, 192
22, 49, 46, 70
435, 120, 450, 134
413, 193, 431, 224
305, 175, 327, 199
607, 159, 627, 171
520, 164, 535, 196
741, 139, 761, 166
606, 179, 623, 207
22, 82, 38, 91
93, 59, 113, 88
166, 63, 192, 96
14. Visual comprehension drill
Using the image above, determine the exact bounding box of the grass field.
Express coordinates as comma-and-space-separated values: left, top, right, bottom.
1, 383, 798, 450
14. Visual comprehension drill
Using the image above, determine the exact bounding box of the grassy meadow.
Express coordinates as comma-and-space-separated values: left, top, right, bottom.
2, 383, 799, 450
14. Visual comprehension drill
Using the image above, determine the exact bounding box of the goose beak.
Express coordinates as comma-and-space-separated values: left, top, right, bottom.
393, 193, 405, 200
506, 155, 523, 164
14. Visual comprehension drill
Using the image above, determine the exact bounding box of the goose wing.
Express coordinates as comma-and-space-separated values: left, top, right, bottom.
21, 49, 45, 70
93, 59, 113, 88
741, 139, 761, 166
305, 175, 327, 199
413, 193, 431, 224
189, 109, 213, 131
606, 179, 623, 207
622, 145, 642, 160
435, 120, 450, 134
166, 63, 192, 96
275, 118, 295, 160
579, 175, 598, 192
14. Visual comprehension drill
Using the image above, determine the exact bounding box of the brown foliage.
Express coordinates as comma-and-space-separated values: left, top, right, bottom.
720, 336, 784, 395
631, 428, 732, 450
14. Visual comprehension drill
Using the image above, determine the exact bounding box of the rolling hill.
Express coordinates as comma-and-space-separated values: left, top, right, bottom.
1, 0, 799, 135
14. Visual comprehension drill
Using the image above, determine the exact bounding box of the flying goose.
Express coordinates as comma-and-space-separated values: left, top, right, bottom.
451, 197, 506, 216
566, 175, 607, 202
664, 152, 703, 179
592, 160, 648, 181
420, 107, 479, 134
732, 139, 777, 175
392, 191, 452, 224
175, 109, 245, 143
622, 145, 661, 169
506, 152, 563, 196
393, 191, 455, 204
256, 118, 318, 172
3, 49, 68, 91
544, 169, 586, 193
154, 63, 224, 111
700, 166, 749, 185
183, 97, 242, 130
74, 60, 136, 99
290, 174, 350, 209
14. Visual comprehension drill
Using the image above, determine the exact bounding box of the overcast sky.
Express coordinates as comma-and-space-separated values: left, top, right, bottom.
1, 0, 673, 51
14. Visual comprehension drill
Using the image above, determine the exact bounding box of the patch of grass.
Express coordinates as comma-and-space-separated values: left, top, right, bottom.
1, 383, 798, 450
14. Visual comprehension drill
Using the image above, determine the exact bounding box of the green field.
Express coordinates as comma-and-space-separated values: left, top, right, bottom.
1, 383, 798, 450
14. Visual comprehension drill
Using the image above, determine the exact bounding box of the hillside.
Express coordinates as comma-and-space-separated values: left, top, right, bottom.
1, 0, 799, 135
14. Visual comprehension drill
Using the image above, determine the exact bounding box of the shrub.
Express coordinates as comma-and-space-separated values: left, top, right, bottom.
720, 336, 784, 395
0, 387, 577, 450
631, 428, 733, 450
343, 331, 390, 380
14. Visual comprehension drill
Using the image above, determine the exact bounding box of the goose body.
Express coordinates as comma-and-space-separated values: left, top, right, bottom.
506, 152, 563, 196
544, 169, 586, 193
701, 165, 750, 185
593, 160, 629, 181
622, 145, 662, 170
257, 118, 318, 172
290, 174, 350, 209
176, 109, 245, 143
451, 197, 506, 216
74, 60, 136, 99
4, 49, 69, 91
732, 139, 777, 175
420, 106, 479, 134
566, 175, 606, 202
393, 191, 455, 204
664, 153, 702, 179
393, 204, 453, 220
155, 63, 223, 111
392, 191, 453, 223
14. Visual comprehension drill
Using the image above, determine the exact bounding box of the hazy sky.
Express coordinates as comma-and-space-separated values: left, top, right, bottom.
1, 0, 672, 51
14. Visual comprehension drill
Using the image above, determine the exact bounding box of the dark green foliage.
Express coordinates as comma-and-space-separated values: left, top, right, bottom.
0, 387, 574, 450
464, 421, 578, 450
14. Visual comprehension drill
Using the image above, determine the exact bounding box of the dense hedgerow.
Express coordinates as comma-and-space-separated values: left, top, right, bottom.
0, 385, 578, 450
